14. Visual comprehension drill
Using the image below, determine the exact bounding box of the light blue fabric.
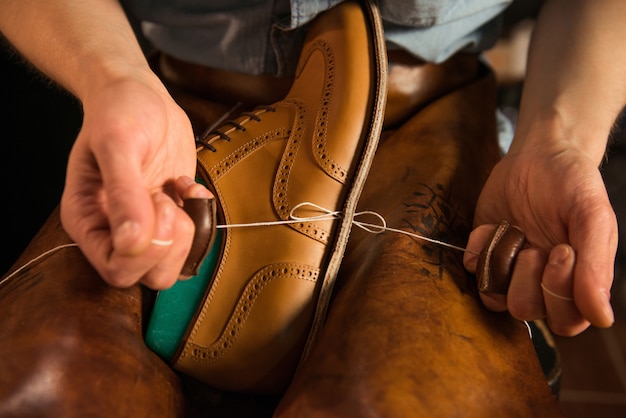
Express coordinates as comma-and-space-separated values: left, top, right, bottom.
121, 0, 513, 75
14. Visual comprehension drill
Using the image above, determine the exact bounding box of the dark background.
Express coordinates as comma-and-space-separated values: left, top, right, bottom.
0, 43, 81, 274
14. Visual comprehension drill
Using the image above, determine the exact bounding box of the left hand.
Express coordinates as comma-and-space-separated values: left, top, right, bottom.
60, 75, 209, 290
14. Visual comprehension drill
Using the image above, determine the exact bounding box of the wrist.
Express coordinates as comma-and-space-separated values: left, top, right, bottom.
510, 105, 610, 166
77, 57, 166, 105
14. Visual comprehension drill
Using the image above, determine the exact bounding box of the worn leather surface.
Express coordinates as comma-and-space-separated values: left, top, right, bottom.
0, 208, 185, 417
159, 54, 293, 110
0, 3, 562, 416
477, 220, 527, 294
274, 65, 564, 417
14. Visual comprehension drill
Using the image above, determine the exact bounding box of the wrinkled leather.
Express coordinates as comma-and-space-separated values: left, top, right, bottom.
0, 2, 563, 416
477, 220, 526, 294
274, 66, 564, 417
159, 54, 293, 109
158, 49, 480, 133
384, 50, 480, 128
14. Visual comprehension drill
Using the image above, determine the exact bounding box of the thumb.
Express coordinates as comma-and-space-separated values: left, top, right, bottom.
570, 210, 617, 328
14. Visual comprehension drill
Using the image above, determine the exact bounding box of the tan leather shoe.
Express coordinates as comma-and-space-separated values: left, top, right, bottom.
170, 0, 387, 394
275, 62, 564, 417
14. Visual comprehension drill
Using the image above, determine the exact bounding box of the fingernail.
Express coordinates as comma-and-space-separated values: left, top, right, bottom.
600, 288, 615, 325
113, 220, 140, 251
178, 175, 212, 198
193, 184, 213, 199
184, 183, 214, 200
178, 176, 195, 187
549, 245, 570, 265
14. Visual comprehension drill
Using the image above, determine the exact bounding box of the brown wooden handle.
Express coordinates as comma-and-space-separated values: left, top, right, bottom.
476, 220, 526, 294
181, 197, 217, 277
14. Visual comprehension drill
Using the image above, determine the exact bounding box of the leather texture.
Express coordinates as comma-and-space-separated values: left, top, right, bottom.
180, 197, 217, 277
274, 64, 564, 417
172, 0, 388, 394
0, 2, 564, 415
159, 54, 293, 110
0, 209, 185, 418
477, 220, 526, 294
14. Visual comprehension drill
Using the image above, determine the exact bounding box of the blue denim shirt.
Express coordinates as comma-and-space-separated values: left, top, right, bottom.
121, 0, 512, 76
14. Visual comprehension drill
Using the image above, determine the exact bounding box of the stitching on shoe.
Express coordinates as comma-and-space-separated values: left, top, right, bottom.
304, 39, 346, 183
181, 263, 319, 363
185, 37, 356, 365
272, 100, 331, 245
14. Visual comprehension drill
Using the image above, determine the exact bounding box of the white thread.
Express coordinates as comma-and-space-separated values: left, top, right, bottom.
151, 238, 174, 246
524, 321, 533, 339
0, 243, 78, 287
217, 202, 475, 254
0, 202, 475, 288
541, 282, 574, 301
216, 202, 342, 229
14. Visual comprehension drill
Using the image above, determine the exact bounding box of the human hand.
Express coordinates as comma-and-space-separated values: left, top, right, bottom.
464, 143, 617, 336
60, 73, 211, 290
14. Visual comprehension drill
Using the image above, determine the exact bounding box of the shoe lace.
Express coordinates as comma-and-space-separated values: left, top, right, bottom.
195, 105, 276, 152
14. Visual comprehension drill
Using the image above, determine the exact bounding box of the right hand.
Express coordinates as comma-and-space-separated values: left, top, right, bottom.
464, 142, 617, 336
60, 71, 211, 290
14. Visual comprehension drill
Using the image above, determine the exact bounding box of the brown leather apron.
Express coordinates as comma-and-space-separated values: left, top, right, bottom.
0, 28, 562, 418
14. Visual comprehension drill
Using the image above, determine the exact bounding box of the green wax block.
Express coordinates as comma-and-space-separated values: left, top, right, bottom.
144, 229, 222, 360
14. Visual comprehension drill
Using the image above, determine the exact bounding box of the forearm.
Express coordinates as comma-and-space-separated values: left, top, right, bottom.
0, 0, 154, 101
512, 0, 626, 164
